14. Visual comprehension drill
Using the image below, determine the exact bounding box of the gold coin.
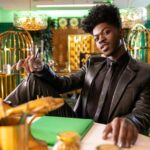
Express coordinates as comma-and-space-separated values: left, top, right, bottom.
96, 144, 119, 150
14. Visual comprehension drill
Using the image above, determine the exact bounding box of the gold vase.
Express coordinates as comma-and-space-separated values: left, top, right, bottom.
0, 116, 48, 150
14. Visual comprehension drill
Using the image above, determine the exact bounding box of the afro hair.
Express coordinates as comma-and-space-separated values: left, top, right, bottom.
81, 4, 122, 33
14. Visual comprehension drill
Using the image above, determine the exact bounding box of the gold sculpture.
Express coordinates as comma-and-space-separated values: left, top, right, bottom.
127, 24, 150, 63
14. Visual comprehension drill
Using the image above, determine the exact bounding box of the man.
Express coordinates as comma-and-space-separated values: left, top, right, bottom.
3, 4, 150, 148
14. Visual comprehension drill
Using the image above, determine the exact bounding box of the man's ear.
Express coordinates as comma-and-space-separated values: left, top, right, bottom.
118, 29, 124, 46
119, 29, 128, 51
120, 29, 124, 39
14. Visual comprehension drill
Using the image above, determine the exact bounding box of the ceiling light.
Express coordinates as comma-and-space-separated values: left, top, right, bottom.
36, 4, 98, 8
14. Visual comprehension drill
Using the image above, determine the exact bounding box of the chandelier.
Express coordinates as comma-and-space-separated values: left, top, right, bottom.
13, 13, 47, 31
13, 0, 48, 31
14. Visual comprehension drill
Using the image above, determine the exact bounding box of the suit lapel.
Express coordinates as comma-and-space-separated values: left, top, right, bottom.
82, 60, 105, 116
108, 58, 138, 119
86, 61, 105, 86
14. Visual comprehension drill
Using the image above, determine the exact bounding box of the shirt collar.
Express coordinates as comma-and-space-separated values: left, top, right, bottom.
106, 51, 130, 67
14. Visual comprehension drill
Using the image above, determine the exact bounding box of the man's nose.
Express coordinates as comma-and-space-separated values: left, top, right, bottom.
98, 35, 105, 44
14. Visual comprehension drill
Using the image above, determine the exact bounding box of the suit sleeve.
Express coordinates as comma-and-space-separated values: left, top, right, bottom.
33, 63, 87, 93
125, 80, 150, 134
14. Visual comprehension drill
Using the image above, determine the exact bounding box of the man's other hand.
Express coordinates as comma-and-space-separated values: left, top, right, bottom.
102, 117, 138, 148
12, 56, 44, 73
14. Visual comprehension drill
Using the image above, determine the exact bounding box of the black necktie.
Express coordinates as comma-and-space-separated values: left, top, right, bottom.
94, 62, 115, 121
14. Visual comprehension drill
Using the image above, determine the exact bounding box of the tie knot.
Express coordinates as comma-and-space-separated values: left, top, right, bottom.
106, 58, 117, 68
110, 61, 116, 67
107, 61, 117, 69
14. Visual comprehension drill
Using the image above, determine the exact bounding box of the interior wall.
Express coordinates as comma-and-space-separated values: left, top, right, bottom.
0, 9, 89, 23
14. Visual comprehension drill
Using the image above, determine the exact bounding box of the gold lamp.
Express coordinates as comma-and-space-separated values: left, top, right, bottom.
13, 0, 48, 31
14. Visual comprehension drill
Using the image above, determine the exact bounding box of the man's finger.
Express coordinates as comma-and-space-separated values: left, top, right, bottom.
119, 119, 128, 148
125, 124, 134, 148
28, 56, 36, 72
24, 57, 31, 73
102, 123, 112, 139
132, 125, 138, 145
16, 59, 25, 70
112, 118, 121, 145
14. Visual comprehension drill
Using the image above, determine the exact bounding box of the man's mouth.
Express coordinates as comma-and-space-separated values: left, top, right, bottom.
101, 44, 109, 52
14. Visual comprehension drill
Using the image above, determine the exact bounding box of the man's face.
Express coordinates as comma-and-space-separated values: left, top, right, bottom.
93, 23, 122, 57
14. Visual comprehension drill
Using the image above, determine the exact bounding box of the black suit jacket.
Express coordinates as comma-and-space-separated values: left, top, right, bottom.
35, 54, 150, 134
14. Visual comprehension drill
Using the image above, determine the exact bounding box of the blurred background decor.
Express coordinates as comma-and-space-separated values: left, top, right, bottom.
13, 0, 48, 31
121, 7, 147, 29
0, 27, 33, 98
68, 34, 96, 71
0, 0, 150, 100
128, 23, 150, 63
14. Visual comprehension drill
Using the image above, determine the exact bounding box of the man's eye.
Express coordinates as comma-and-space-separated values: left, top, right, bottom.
103, 30, 111, 35
94, 37, 98, 42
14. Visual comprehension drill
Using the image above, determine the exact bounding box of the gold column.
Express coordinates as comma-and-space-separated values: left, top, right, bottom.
0, 74, 17, 99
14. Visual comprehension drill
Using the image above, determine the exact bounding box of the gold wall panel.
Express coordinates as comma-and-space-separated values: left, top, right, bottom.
68, 34, 95, 71
52, 28, 85, 72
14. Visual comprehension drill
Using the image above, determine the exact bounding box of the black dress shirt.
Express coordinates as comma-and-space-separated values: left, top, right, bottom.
87, 52, 130, 123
